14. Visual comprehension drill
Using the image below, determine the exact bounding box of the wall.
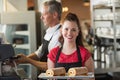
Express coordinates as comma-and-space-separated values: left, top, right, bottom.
61, 0, 90, 21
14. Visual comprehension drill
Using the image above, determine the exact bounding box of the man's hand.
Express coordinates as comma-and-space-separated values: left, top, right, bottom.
15, 53, 29, 64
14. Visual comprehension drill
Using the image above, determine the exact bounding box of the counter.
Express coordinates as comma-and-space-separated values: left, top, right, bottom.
0, 76, 21, 80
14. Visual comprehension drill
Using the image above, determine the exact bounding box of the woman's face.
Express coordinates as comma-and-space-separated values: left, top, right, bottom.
62, 20, 79, 43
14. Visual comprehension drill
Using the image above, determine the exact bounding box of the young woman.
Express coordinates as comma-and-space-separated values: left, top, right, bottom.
47, 13, 94, 79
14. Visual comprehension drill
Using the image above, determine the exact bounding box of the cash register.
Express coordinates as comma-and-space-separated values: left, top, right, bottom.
0, 44, 22, 80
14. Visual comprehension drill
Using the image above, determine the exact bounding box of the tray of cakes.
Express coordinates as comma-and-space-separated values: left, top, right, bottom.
38, 67, 94, 79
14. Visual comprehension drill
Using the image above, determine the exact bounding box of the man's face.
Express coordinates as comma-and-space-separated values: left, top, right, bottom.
41, 6, 54, 27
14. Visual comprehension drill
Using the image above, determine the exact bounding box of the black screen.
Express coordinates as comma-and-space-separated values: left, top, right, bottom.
0, 44, 15, 61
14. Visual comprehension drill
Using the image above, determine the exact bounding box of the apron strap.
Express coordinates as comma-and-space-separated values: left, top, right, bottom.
55, 46, 62, 63
49, 25, 61, 42
76, 46, 82, 63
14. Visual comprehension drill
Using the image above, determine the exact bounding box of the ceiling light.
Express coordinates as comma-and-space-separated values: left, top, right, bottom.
62, 7, 68, 12
83, 0, 90, 6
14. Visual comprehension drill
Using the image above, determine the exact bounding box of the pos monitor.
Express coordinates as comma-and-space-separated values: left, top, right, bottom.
0, 44, 15, 61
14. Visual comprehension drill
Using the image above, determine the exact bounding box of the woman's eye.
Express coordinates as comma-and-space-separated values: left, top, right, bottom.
65, 28, 68, 31
72, 29, 76, 32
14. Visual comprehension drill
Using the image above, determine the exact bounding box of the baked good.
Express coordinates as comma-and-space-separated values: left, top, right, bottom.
46, 67, 66, 76
68, 67, 88, 76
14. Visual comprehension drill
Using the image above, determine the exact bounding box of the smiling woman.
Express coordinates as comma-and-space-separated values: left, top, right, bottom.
47, 13, 95, 80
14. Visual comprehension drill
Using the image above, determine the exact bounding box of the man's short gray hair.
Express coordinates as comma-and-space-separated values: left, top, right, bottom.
44, 0, 62, 20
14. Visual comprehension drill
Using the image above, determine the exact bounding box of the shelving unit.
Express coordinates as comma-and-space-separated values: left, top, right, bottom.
0, 11, 37, 80
91, 0, 120, 70
14, 31, 29, 36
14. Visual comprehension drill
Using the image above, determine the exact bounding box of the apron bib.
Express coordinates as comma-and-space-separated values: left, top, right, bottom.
55, 46, 82, 80
55, 46, 82, 72
40, 25, 61, 62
